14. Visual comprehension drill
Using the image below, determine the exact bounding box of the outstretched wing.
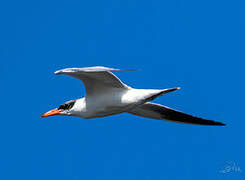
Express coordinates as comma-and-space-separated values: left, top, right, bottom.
128, 102, 225, 126
55, 66, 132, 97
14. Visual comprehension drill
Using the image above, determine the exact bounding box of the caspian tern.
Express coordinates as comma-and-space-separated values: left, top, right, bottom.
41, 66, 225, 126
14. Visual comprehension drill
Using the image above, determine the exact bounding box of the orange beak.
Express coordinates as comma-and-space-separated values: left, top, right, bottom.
41, 109, 62, 117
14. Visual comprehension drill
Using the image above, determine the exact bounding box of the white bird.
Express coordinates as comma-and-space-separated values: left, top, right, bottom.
41, 66, 225, 126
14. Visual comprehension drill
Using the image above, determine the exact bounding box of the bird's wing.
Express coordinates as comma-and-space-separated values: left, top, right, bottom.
128, 102, 225, 126
55, 66, 132, 97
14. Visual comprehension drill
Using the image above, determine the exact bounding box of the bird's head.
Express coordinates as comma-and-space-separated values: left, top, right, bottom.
41, 100, 76, 117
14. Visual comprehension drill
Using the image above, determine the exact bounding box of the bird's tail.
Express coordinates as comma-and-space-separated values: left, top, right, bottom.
144, 87, 180, 102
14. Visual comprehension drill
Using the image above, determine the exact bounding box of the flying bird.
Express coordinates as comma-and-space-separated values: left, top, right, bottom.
41, 66, 225, 126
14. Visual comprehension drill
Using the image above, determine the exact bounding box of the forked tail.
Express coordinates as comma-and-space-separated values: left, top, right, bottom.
144, 87, 180, 102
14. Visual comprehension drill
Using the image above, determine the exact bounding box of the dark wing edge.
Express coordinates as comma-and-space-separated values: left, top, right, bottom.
128, 102, 226, 126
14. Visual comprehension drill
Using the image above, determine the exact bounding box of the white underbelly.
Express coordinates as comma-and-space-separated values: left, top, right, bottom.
83, 90, 130, 118
79, 88, 160, 119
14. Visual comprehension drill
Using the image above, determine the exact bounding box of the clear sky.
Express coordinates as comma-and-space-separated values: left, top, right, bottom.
0, 0, 244, 179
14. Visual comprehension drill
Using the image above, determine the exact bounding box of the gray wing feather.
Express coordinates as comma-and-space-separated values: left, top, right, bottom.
128, 102, 225, 126
55, 66, 136, 73
54, 66, 131, 97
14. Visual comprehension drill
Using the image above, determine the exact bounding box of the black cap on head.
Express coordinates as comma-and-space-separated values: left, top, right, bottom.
58, 100, 76, 110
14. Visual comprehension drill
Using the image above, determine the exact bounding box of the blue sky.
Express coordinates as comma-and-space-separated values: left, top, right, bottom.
0, 0, 244, 179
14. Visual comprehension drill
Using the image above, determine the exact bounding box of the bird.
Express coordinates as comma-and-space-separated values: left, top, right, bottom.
41, 66, 225, 126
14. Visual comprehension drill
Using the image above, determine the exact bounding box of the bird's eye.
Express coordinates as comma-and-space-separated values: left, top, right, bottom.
58, 104, 67, 110
58, 101, 75, 110
57, 105, 64, 110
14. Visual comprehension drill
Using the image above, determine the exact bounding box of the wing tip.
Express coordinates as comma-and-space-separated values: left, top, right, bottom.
213, 121, 226, 126
54, 70, 61, 75
54, 69, 66, 75
54, 68, 75, 75
199, 119, 226, 126
116, 68, 138, 71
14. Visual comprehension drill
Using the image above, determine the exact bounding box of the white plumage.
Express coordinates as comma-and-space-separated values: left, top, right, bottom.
42, 66, 225, 126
